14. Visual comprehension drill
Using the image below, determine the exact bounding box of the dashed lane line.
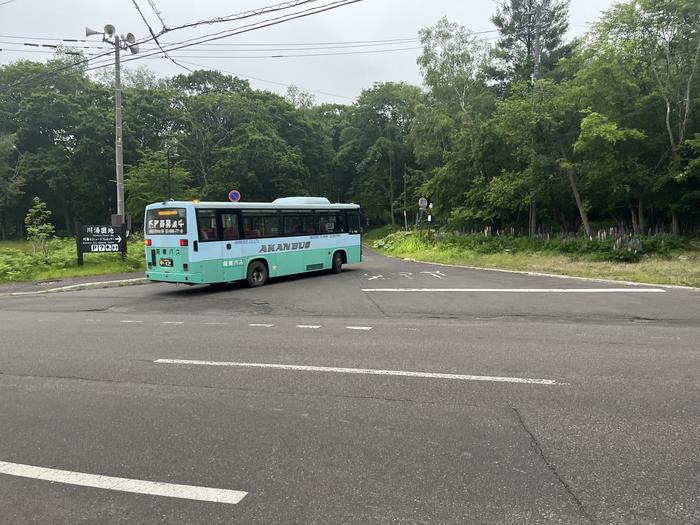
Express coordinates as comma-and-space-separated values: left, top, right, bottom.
346, 326, 373, 331
0, 460, 247, 505
120, 320, 143, 323
249, 323, 274, 328
296, 325, 321, 329
154, 359, 561, 385
162, 321, 184, 325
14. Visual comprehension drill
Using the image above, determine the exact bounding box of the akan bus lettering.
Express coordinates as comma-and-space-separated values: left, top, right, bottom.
259, 241, 311, 253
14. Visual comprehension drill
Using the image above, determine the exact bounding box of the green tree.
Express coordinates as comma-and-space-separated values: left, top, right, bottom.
0, 134, 24, 239
125, 150, 194, 227
24, 197, 54, 255
490, 0, 571, 85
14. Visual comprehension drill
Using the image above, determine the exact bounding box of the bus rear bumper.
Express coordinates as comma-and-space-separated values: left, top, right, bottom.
145, 271, 203, 284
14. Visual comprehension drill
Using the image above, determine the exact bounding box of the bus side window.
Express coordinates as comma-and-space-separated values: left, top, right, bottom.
221, 212, 240, 240
197, 210, 220, 241
347, 211, 360, 234
333, 212, 346, 233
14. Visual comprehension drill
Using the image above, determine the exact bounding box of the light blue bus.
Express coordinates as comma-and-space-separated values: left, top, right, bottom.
144, 197, 362, 287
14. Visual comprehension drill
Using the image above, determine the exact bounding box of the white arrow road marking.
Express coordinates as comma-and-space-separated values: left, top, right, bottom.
362, 288, 666, 293
0, 461, 247, 505
154, 359, 561, 385
420, 271, 444, 279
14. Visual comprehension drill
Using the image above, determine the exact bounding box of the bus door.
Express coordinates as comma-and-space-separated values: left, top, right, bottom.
220, 210, 245, 282
195, 209, 224, 283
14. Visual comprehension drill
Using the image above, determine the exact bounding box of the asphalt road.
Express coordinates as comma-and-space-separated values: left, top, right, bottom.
0, 250, 698, 524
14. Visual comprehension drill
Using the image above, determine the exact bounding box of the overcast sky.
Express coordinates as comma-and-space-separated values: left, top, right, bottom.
1, 0, 617, 103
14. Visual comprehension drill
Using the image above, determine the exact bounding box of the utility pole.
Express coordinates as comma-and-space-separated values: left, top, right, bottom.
167, 149, 172, 199
114, 35, 124, 223
85, 25, 139, 227
529, 4, 544, 239
403, 165, 408, 231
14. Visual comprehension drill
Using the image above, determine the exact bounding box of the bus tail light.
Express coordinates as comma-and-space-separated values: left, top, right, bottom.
179, 239, 188, 246
144, 239, 152, 246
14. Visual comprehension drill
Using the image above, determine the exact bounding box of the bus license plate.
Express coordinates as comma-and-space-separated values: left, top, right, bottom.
159, 258, 173, 267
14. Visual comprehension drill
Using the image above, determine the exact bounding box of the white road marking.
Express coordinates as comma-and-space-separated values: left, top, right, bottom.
162, 321, 184, 325
120, 320, 143, 323
420, 271, 445, 279
296, 325, 321, 329
154, 359, 560, 385
366, 275, 383, 281
0, 460, 247, 505
362, 288, 666, 293
346, 326, 373, 331
249, 323, 274, 328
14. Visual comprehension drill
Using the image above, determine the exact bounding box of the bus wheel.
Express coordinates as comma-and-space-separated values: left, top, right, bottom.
247, 260, 268, 287
331, 251, 343, 274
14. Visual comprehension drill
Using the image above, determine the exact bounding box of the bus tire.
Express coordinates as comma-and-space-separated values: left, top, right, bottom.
331, 251, 344, 274
247, 260, 268, 287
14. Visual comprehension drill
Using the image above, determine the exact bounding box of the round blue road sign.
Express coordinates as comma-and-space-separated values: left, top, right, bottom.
228, 189, 241, 202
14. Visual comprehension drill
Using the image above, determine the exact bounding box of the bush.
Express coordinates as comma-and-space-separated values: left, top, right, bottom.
371, 230, 691, 263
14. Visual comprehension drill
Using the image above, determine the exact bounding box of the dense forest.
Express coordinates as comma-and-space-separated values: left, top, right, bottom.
0, 0, 698, 239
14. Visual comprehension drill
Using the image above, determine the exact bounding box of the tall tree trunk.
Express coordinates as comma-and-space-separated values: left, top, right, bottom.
566, 170, 591, 238
63, 205, 72, 236
0, 219, 5, 240
630, 205, 638, 234
638, 194, 645, 236
671, 211, 679, 236
529, 199, 536, 238
388, 152, 395, 225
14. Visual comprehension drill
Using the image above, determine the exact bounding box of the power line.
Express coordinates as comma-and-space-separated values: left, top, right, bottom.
175, 59, 355, 101
160, 46, 422, 59
146, 0, 167, 30
0, 33, 421, 46
84, 0, 367, 73
131, 0, 192, 73
1, 0, 365, 91
0, 37, 421, 53
162, 0, 320, 35
0, 47, 82, 55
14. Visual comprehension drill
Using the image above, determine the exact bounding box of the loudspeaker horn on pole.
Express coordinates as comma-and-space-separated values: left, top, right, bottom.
125, 33, 136, 44
129, 44, 139, 55
103, 24, 116, 36
85, 26, 102, 37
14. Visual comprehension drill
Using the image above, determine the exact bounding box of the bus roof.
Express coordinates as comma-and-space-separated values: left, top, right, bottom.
146, 200, 360, 211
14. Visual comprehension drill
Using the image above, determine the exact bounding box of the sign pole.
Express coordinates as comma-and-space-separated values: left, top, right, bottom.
121, 224, 127, 259
75, 222, 83, 266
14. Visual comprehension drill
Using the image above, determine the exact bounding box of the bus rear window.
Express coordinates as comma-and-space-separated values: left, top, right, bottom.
146, 208, 187, 235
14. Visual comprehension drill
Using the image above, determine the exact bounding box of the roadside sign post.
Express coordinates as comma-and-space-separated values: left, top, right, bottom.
75, 222, 127, 266
418, 197, 427, 238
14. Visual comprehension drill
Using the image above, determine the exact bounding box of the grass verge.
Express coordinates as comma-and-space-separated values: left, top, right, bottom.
0, 238, 145, 283
368, 230, 700, 288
